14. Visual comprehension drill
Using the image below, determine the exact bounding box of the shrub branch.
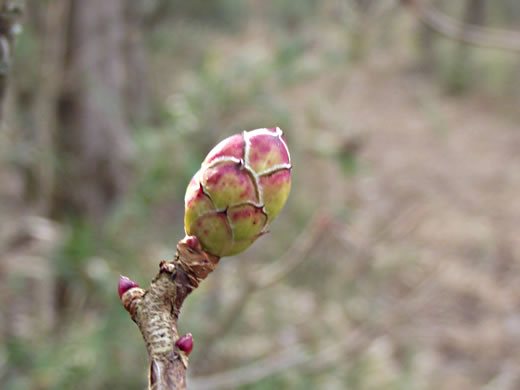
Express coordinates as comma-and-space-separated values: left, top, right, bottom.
120, 236, 220, 390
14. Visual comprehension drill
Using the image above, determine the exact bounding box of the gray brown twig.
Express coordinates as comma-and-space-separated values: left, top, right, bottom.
120, 236, 220, 390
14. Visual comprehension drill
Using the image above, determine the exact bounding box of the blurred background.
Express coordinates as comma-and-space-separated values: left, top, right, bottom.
1, 0, 520, 389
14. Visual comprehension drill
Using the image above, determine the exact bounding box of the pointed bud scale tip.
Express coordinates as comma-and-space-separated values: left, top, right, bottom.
184, 127, 291, 257
118, 275, 139, 299
176, 333, 194, 355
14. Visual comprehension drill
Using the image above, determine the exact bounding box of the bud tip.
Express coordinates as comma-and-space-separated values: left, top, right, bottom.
118, 275, 139, 299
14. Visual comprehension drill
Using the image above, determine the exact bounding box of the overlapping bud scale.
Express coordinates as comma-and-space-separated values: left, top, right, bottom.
184, 127, 291, 257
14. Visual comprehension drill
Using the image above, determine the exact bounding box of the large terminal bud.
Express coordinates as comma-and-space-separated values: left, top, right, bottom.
184, 127, 291, 257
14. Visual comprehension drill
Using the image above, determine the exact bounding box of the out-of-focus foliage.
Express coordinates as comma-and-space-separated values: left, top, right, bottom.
2, 0, 520, 389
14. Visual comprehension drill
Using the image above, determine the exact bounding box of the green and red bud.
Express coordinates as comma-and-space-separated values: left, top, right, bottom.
184, 127, 291, 257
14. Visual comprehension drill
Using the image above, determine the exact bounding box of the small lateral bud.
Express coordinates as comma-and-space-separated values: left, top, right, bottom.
118, 275, 139, 299
184, 235, 200, 251
176, 333, 194, 355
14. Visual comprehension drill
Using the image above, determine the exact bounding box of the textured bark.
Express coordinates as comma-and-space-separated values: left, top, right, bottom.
121, 236, 220, 389
54, 0, 134, 220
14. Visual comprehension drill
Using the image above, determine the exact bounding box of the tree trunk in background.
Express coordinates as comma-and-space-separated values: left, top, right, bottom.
33, 0, 68, 216
448, 0, 486, 93
123, 2, 149, 125
53, 0, 134, 221
0, 1, 22, 124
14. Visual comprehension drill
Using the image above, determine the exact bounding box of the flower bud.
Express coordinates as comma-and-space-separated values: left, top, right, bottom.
184, 127, 291, 257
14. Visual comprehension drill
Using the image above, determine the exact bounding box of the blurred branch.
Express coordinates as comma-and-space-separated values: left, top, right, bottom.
143, 0, 173, 27
343, 0, 395, 23
0, 0, 22, 124
33, 0, 68, 216
401, 0, 520, 51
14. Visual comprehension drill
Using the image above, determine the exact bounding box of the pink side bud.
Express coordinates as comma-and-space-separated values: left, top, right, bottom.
118, 275, 139, 299
176, 333, 194, 355
183, 235, 200, 251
